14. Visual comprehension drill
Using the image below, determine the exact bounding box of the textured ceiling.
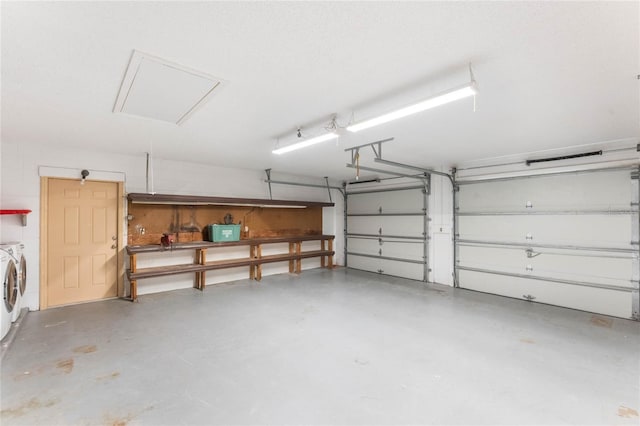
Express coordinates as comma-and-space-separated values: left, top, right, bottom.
2, 1, 638, 180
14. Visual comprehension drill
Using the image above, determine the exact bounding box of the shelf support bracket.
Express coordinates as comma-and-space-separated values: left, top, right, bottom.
324, 177, 332, 203
265, 169, 273, 200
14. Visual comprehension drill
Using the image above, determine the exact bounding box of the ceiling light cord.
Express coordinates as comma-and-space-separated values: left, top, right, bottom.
325, 113, 354, 132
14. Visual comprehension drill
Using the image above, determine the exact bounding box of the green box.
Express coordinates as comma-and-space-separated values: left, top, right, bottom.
208, 224, 241, 242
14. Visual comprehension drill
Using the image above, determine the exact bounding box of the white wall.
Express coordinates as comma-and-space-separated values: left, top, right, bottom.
5, 140, 634, 311
0, 141, 345, 310
428, 169, 455, 286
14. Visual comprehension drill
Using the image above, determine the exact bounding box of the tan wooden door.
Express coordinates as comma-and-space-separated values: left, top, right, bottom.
47, 179, 118, 307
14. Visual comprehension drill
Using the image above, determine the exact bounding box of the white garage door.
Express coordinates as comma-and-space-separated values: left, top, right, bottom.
347, 185, 428, 281
456, 169, 639, 320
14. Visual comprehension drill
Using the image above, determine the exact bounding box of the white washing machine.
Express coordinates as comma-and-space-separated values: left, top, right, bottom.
0, 244, 19, 323
7, 242, 26, 319
0, 251, 16, 340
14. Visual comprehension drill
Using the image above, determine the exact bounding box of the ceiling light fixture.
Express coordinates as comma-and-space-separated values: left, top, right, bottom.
347, 80, 477, 133
272, 132, 339, 155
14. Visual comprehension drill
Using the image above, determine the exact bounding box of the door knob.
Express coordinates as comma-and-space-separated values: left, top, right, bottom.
111, 244, 117, 249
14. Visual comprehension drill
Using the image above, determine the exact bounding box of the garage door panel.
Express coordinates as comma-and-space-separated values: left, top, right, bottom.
347, 237, 380, 256
456, 169, 638, 320
459, 245, 634, 287
348, 240, 424, 267
380, 241, 424, 261
347, 186, 427, 282
379, 259, 424, 281
460, 245, 634, 281
347, 216, 424, 236
347, 216, 377, 234
459, 215, 631, 247
348, 188, 424, 214
347, 255, 379, 274
459, 269, 632, 319
458, 171, 632, 212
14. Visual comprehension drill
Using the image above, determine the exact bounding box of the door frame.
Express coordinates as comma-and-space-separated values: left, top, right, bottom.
39, 177, 125, 309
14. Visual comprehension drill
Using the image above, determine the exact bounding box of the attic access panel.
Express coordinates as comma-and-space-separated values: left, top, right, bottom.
113, 50, 223, 125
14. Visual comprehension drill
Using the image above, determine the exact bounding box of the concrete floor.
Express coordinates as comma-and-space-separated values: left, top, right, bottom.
1, 268, 639, 425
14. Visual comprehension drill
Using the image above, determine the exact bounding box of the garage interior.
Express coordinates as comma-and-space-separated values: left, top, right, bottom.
1, 1, 639, 425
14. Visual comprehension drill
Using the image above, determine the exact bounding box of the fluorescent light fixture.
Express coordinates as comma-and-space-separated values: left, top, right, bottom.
272, 132, 339, 155
346, 82, 477, 133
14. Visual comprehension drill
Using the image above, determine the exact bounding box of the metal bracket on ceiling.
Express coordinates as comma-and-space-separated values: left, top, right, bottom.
342, 137, 454, 187
345, 163, 428, 181
344, 137, 394, 165
263, 169, 344, 200
264, 169, 273, 200
374, 158, 454, 187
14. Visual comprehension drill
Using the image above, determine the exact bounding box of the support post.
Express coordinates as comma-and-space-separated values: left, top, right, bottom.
130, 280, 137, 302
256, 244, 262, 280
195, 249, 201, 290
423, 178, 430, 282
452, 167, 460, 288
632, 168, 640, 320
295, 242, 302, 273
328, 238, 334, 268
199, 249, 207, 291
289, 243, 295, 273
250, 245, 256, 279
343, 182, 348, 268
129, 253, 137, 302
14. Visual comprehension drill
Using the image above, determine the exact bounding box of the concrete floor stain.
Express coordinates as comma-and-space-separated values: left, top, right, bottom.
96, 371, 120, 381
618, 406, 639, 418
56, 358, 74, 374
520, 338, 536, 344
104, 405, 154, 426
73, 344, 97, 354
0, 397, 59, 418
106, 414, 132, 426
590, 315, 613, 328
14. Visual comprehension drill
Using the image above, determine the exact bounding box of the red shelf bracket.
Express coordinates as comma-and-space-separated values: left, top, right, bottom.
0, 209, 32, 226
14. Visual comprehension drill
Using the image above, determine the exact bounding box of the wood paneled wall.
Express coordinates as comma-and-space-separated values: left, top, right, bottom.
127, 204, 323, 245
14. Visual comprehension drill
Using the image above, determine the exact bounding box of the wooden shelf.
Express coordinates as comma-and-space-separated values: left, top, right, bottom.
126, 235, 335, 254
127, 193, 334, 208
126, 235, 335, 301
0, 209, 32, 226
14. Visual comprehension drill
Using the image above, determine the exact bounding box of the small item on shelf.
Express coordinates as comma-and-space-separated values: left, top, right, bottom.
208, 224, 241, 242
160, 233, 174, 247
223, 213, 233, 225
